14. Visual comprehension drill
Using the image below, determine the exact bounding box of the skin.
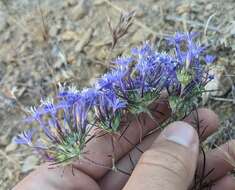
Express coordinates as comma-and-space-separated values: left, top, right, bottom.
13, 105, 235, 190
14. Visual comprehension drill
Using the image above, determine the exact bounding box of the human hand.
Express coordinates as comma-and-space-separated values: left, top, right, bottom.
13, 106, 235, 190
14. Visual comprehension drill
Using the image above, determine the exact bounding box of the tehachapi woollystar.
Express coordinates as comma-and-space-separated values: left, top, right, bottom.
15, 32, 215, 166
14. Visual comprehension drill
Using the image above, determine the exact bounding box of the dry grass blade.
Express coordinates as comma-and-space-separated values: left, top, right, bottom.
204, 13, 217, 37
210, 97, 235, 103
104, 0, 171, 38
107, 10, 135, 49
105, 10, 135, 67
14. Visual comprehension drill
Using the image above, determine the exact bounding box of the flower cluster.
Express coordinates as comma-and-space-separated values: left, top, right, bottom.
15, 32, 215, 165
166, 32, 214, 117
16, 95, 94, 165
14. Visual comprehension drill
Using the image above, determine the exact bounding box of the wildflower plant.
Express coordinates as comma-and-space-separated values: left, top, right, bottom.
16, 93, 95, 166
16, 32, 215, 167
94, 90, 127, 133
96, 43, 165, 119
166, 32, 215, 118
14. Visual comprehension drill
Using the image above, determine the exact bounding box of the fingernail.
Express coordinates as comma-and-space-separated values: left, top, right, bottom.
162, 122, 197, 147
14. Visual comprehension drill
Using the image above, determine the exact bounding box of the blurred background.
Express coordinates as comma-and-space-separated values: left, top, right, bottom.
0, 0, 234, 189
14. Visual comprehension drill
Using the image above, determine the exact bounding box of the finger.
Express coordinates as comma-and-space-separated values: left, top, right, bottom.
123, 122, 199, 190
100, 140, 235, 190
74, 98, 171, 179
211, 175, 235, 190
99, 108, 219, 190
197, 140, 235, 183
13, 164, 100, 190
99, 130, 159, 190
184, 108, 219, 141
13, 99, 169, 189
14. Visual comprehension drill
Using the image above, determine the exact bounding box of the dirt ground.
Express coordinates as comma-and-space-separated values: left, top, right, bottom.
0, 0, 234, 189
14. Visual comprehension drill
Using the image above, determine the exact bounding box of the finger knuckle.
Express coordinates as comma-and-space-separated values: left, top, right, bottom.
141, 149, 190, 180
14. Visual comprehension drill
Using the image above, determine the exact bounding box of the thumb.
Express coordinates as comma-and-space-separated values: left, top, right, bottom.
123, 121, 199, 190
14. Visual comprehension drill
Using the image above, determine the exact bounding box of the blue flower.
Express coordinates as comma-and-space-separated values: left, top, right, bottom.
113, 56, 133, 68
15, 128, 36, 146
94, 90, 126, 132
204, 55, 216, 64
131, 42, 154, 56
95, 72, 118, 91
40, 98, 58, 115
16, 31, 215, 166
58, 85, 81, 106
17, 88, 97, 164
105, 91, 127, 112
80, 88, 99, 105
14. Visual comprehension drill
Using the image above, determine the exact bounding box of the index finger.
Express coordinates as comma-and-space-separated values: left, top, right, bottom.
73, 98, 171, 179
